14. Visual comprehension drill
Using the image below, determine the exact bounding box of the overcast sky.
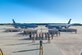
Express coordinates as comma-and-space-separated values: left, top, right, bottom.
0, 0, 82, 23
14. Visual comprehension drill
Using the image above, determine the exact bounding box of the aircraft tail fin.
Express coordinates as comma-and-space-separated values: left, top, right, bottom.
12, 19, 16, 24
12, 19, 17, 28
68, 19, 71, 24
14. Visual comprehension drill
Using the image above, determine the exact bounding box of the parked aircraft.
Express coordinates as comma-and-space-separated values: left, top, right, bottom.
12, 19, 72, 29
47, 19, 72, 29
12, 19, 37, 28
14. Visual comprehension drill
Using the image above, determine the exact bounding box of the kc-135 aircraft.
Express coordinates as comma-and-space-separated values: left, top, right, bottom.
12, 19, 72, 29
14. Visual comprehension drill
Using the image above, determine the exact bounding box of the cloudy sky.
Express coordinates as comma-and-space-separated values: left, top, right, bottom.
0, 0, 82, 23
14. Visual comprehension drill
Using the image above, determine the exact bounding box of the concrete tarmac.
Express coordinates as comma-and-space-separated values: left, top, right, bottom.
0, 25, 82, 55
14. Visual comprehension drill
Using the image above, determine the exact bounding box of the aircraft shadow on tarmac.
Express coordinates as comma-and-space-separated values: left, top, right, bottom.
19, 36, 50, 40
4, 42, 48, 46
4, 42, 32, 46
13, 48, 39, 53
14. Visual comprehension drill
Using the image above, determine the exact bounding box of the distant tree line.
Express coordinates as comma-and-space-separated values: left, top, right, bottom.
0, 23, 13, 25
71, 23, 82, 26
0, 23, 82, 26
